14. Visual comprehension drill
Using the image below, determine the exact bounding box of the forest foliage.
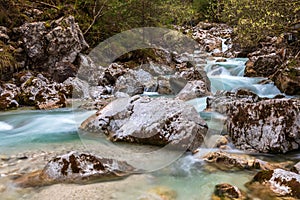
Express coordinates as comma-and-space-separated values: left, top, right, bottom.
193, 0, 300, 46
0, 0, 299, 48
0, 0, 195, 47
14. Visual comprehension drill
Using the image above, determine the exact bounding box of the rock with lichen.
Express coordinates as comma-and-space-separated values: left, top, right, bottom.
15, 151, 136, 187
206, 91, 300, 153
14, 16, 89, 82
247, 169, 300, 199
81, 95, 208, 151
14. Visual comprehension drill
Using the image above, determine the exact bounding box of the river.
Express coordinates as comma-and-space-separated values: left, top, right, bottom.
0, 57, 298, 200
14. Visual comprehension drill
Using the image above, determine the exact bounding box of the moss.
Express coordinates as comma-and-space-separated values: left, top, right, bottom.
44, 21, 52, 29
0, 42, 19, 81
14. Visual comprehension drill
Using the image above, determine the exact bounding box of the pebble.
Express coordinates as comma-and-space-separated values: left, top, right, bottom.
0, 155, 10, 161
0, 184, 6, 193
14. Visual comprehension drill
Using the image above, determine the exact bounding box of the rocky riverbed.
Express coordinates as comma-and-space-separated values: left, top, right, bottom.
0, 16, 299, 200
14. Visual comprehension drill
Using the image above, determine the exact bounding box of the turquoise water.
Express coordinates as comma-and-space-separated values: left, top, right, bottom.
204, 58, 283, 98
0, 57, 293, 200
0, 109, 95, 153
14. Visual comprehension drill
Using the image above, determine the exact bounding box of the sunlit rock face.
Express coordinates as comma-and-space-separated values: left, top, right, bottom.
15, 16, 89, 82
206, 91, 300, 153
15, 151, 136, 187
81, 95, 208, 151
227, 98, 300, 153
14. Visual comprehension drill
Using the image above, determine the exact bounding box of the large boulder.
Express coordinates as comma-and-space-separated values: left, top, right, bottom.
206, 92, 300, 153
206, 90, 260, 114
158, 68, 211, 95
242, 35, 300, 95
227, 98, 300, 153
157, 76, 174, 94
114, 69, 157, 96
247, 169, 300, 199
15, 151, 136, 187
15, 16, 89, 82
18, 73, 67, 109
273, 59, 300, 95
80, 96, 208, 151
176, 68, 210, 91
141, 61, 175, 76
245, 53, 282, 77
0, 26, 9, 42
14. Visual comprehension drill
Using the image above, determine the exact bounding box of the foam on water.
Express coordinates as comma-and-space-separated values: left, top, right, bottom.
0, 121, 13, 131
205, 58, 284, 98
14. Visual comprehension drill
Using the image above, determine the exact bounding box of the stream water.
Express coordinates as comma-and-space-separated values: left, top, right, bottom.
0, 57, 297, 200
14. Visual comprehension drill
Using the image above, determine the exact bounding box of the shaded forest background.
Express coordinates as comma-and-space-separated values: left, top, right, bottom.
1, 0, 299, 48
0, 0, 299, 74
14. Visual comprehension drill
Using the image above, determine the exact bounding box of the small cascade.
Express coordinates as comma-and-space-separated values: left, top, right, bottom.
205, 58, 284, 98
143, 80, 159, 96
221, 38, 231, 52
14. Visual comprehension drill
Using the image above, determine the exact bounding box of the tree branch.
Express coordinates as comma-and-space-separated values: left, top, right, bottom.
84, 0, 108, 35
32, 1, 59, 10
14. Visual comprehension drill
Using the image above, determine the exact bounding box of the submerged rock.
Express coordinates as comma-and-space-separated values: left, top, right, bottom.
81, 96, 208, 151
247, 169, 300, 199
201, 151, 289, 171
138, 186, 177, 200
15, 151, 136, 187
212, 183, 248, 200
